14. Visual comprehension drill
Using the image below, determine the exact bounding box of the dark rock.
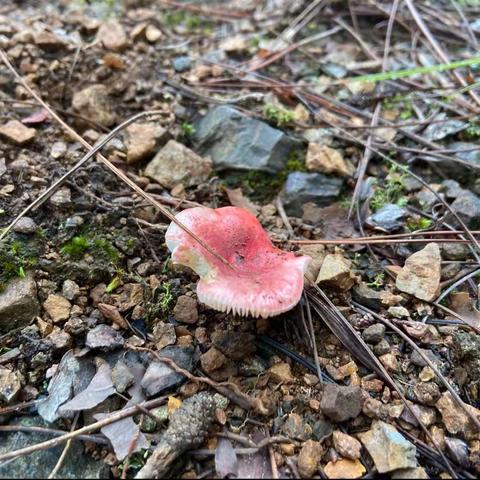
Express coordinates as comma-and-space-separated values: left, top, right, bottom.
312, 419, 333, 442
442, 243, 470, 261
141, 346, 194, 397
451, 190, 480, 228
442, 180, 464, 199
445, 437, 470, 469
193, 106, 300, 173
86, 325, 124, 351
320, 384, 363, 422
362, 323, 385, 344
366, 204, 407, 232
281, 172, 343, 217
410, 348, 440, 368
373, 339, 391, 356
0, 416, 109, 478
0, 273, 40, 333
12, 217, 38, 234
453, 331, 480, 382
211, 330, 256, 360
351, 283, 389, 311
171, 56, 192, 72
431, 142, 480, 177
112, 360, 134, 393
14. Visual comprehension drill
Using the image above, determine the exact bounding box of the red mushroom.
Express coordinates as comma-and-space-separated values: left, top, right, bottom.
166, 206, 311, 318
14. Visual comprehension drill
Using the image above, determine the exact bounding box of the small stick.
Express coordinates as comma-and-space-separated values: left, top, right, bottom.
48, 412, 79, 479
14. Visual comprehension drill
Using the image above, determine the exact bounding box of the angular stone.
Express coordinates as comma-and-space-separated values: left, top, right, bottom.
86, 324, 124, 351
366, 204, 407, 232
396, 243, 441, 301
152, 322, 176, 350
451, 190, 480, 228
281, 172, 343, 217
352, 283, 402, 311
33, 30, 66, 51
362, 323, 385, 344
316, 253, 355, 291
332, 430, 362, 460
112, 360, 134, 393
145, 140, 212, 189
324, 459, 366, 479
436, 392, 480, 439
0, 416, 109, 478
193, 106, 299, 173
0, 120, 36, 145
297, 439, 322, 478
72, 85, 116, 127
392, 467, 429, 479
0, 273, 39, 333
125, 122, 166, 164
320, 384, 363, 422
141, 346, 194, 397
268, 362, 294, 383
43, 294, 71, 323
388, 306, 410, 318
200, 347, 226, 373
306, 143, 353, 177
281, 413, 311, 441
358, 420, 417, 473
0, 366, 22, 403
413, 381, 440, 405
172, 295, 198, 324
62, 280, 80, 301
97, 20, 127, 51
13, 217, 38, 234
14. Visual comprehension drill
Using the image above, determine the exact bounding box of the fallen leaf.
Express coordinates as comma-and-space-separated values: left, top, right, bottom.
94, 413, 150, 460
59, 360, 115, 412
450, 291, 480, 330
215, 437, 238, 479
225, 188, 259, 216
98, 302, 128, 329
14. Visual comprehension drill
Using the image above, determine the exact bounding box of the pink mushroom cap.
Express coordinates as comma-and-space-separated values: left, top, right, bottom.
165, 206, 311, 318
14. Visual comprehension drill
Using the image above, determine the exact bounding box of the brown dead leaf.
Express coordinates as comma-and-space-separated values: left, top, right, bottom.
98, 303, 128, 329
450, 291, 480, 330
225, 188, 259, 216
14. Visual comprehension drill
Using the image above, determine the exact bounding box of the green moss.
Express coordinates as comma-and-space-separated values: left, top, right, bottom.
463, 121, 480, 140
60, 234, 121, 264
406, 217, 432, 231
0, 238, 40, 292
370, 167, 407, 212
366, 272, 385, 289
264, 103, 295, 127
181, 122, 196, 138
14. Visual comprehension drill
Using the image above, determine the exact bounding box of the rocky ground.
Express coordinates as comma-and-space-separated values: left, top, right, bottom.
1, 0, 480, 478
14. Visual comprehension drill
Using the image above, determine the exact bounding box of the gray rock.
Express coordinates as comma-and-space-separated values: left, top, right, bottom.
193, 106, 300, 173
366, 204, 407, 232
0, 273, 39, 333
351, 283, 385, 311
12, 217, 38, 234
423, 113, 466, 141
0, 367, 22, 403
62, 280, 80, 301
442, 179, 464, 199
453, 331, 480, 382
430, 142, 480, 177
0, 416, 109, 478
171, 56, 192, 72
358, 420, 417, 473
281, 171, 343, 217
86, 325, 124, 351
442, 243, 470, 261
141, 346, 194, 397
410, 348, 439, 368
413, 381, 441, 405
373, 339, 391, 356
445, 437, 470, 469
112, 360, 134, 393
362, 323, 385, 344
451, 190, 480, 228
320, 384, 363, 422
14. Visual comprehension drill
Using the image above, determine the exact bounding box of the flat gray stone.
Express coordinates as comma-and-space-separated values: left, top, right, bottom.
193, 106, 300, 173
0, 416, 109, 479
281, 171, 343, 217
